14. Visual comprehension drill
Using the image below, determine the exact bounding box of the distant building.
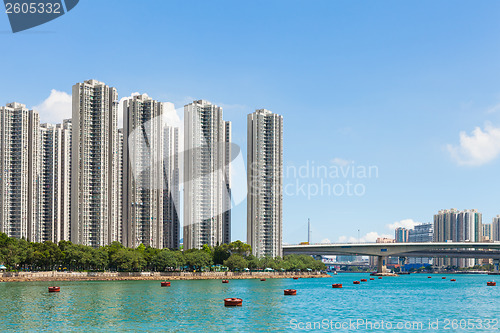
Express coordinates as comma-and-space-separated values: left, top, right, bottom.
408, 223, 433, 265
482, 224, 492, 242
395, 227, 410, 243
493, 216, 500, 242
433, 209, 482, 267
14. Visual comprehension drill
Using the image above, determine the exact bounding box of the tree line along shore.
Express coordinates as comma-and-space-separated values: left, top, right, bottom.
0, 233, 326, 274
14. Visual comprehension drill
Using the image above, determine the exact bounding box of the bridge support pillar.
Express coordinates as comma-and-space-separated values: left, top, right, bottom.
377, 256, 387, 274
494, 259, 499, 273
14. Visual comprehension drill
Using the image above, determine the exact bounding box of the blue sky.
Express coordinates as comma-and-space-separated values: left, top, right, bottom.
2, 0, 500, 244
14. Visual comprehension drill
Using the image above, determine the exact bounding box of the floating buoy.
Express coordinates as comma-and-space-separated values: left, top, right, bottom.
161, 281, 171, 287
284, 289, 297, 295
332, 283, 342, 288
370, 278, 375, 280
442, 277, 446, 280
293, 277, 299, 280
360, 279, 367, 282
224, 298, 242, 306
487, 281, 496, 286
260, 278, 266, 281
222, 280, 229, 284
450, 279, 456, 282
353, 281, 361, 285
428, 276, 432, 279
378, 277, 383, 279
48, 286, 60, 293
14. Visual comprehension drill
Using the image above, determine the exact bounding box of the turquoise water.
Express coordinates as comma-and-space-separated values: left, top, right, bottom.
0, 274, 499, 332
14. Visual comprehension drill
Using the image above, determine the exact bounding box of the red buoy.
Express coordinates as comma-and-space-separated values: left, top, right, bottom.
360, 279, 367, 282
224, 298, 243, 306
48, 286, 60, 293
487, 281, 496, 286
369, 278, 375, 280
353, 281, 360, 285
378, 277, 383, 279
442, 277, 446, 280
284, 289, 297, 295
222, 280, 229, 284
293, 277, 299, 280
428, 276, 432, 279
332, 283, 342, 288
260, 278, 266, 281
450, 279, 456, 282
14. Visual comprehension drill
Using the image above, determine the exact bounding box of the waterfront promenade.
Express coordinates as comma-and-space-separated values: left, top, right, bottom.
0, 271, 328, 282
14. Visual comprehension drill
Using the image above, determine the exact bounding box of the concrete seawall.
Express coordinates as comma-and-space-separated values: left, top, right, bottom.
0, 271, 329, 282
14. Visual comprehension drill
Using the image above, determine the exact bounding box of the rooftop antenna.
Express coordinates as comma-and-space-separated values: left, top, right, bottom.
308, 218, 311, 243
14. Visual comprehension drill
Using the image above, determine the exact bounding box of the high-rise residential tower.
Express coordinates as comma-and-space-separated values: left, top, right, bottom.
492, 216, 500, 242
433, 208, 482, 267
408, 223, 433, 265
184, 100, 231, 250
123, 94, 166, 248
163, 125, 180, 249
0, 103, 40, 241
71, 80, 119, 247
482, 223, 492, 241
117, 128, 124, 244
395, 227, 410, 243
247, 109, 283, 258
59, 119, 72, 242
39, 123, 62, 243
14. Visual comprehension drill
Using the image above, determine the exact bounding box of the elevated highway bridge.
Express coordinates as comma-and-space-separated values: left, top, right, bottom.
283, 242, 500, 274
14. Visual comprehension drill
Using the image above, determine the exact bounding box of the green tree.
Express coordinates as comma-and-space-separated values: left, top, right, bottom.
152, 250, 184, 271
223, 254, 248, 271
228, 240, 252, 256
184, 249, 212, 271
212, 244, 230, 265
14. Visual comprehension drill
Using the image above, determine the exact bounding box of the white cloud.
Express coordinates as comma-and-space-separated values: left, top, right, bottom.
320, 238, 331, 244
330, 157, 353, 167
338, 231, 392, 243
32, 89, 71, 124
387, 219, 420, 230
447, 122, 500, 166
486, 103, 500, 114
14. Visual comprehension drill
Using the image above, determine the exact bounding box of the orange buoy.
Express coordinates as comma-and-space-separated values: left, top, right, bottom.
378, 277, 383, 279
48, 286, 60, 293
450, 279, 456, 282
360, 279, 367, 282
370, 278, 375, 280
284, 289, 297, 295
260, 278, 266, 281
487, 281, 496, 286
222, 280, 229, 284
161, 281, 171, 287
293, 277, 299, 280
442, 277, 446, 280
353, 281, 360, 285
224, 298, 243, 306
332, 283, 342, 288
